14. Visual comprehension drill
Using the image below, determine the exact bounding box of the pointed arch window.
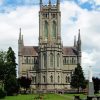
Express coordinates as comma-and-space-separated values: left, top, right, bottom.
43, 53, 46, 68
58, 75, 60, 83
50, 75, 53, 83
57, 54, 60, 67
67, 58, 69, 64
63, 57, 66, 65
35, 76, 36, 83
32, 76, 36, 83
72, 57, 76, 64
50, 53, 53, 67
66, 76, 70, 83
52, 21, 56, 38
44, 21, 48, 39
43, 76, 46, 83
25, 57, 28, 64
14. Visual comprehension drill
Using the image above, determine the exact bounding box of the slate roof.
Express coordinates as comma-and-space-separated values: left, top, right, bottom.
63, 47, 78, 56
21, 46, 78, 56
22, 46, 38, 56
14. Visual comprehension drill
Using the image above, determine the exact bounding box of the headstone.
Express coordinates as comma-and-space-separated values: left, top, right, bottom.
88, 66, 94, 96
86, 66, 100, 100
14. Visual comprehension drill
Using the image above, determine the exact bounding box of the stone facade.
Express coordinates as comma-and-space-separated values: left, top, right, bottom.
18, 0, 81, 91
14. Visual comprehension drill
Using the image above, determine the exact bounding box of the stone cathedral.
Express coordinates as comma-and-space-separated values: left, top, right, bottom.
18, 0, 81, 92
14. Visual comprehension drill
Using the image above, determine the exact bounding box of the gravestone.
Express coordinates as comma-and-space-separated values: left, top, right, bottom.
87, 66, 100, 100
88, 66, 94, 96
73, 66, 100, 100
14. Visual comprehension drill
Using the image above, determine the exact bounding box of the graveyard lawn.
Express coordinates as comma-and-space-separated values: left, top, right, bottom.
2, 93, 87, 100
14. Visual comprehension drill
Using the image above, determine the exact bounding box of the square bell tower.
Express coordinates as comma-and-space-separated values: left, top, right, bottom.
39, 0, 61, 44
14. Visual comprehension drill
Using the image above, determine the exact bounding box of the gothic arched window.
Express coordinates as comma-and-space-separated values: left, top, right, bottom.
66, 76, 70, 83
34, 76, 36, 83
72, 58, 74, 64
43, 53, 46, 68
44, 21, 48, 39
50, 75, 53, 83
52, 21, 56, 38
57, 54, 60, 67
50, 53, 53, 67
66, 76, 68, 83
58, 75, 60, 83
43, 76, 46, 83
26, 57, 28, 64
63, 57, 66, 65
67, 58, 69, 64
32, 76, 36, 83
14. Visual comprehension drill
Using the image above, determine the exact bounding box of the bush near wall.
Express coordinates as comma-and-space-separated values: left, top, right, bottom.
0, 89, 6, 99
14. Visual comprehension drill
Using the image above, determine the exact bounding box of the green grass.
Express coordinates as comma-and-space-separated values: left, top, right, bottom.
1, 93, 87, 100
1, 94, 35, 100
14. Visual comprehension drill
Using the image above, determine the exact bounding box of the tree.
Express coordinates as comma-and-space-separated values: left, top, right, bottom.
93, 77, 100, 93
18, 76, 32, 93
4, 47, 18, 95
0, 88, 6, 99
0, 51, 7, 89
71, 63, 86, 93
0, 48, 19, 96
4, 75, 19, 95
6, 47, 17, 76
0, 51, 7, 98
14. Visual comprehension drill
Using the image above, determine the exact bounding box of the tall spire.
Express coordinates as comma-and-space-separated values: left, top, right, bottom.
49, 0, 51, 5
40, 0, 42, 5
57, 0, 60, 4
19, 28, 21, 40
74, 36, 76, 47
18, 28, 23, 54
78, 29, 81, 41
19, 28, 24, 46
40, 0, 42, 10
57, 0, 60, 10
77, 29, 81, 51
22, 35, 24, 46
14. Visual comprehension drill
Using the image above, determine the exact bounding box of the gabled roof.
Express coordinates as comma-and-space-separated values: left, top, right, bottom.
63, 46, 78, 56
22, 46, 38, 56
21, 46, 78, 56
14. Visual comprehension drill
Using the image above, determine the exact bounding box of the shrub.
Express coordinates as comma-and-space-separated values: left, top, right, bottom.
4, 75, 19, 96
0, 89, 6, 99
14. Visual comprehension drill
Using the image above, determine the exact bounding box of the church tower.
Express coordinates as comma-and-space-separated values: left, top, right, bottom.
18, 0, 82, 92
38, 0, 63, 90
39, 0, 61, 44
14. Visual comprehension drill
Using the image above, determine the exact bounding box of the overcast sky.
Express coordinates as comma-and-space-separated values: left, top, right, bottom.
0, 0, 100, 78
